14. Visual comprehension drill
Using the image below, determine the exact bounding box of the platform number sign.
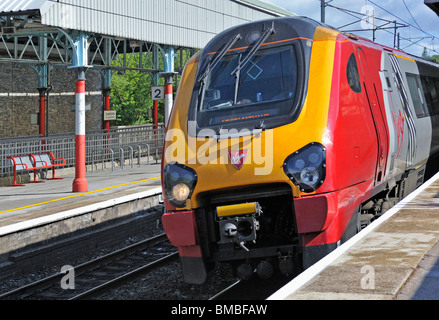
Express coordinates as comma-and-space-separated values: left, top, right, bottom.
152, 86, 165, 101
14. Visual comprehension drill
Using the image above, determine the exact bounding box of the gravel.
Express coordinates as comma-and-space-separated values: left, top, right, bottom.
0, 210, 238, 300
98, 261, 237, 300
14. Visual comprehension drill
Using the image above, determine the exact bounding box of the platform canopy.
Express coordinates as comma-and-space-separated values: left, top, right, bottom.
0, 0, 295, 49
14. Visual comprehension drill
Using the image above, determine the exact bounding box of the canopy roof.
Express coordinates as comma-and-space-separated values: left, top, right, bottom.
0, 0, 295, 49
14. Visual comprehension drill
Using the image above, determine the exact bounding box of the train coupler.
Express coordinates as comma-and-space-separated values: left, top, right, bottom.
216, 202, 261, 250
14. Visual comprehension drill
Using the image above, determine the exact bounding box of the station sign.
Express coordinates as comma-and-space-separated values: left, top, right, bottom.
151, 86, 165, 101
104, 110, 117, 121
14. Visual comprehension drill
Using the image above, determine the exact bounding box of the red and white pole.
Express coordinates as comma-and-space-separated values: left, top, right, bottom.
72, 68, 88, 193
164, 76, 173, 127
162, 46, 175, 127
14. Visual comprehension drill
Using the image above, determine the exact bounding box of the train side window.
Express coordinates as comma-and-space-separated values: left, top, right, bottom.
386, 77, 392, 89
420, 76, 434, 115
432, 77, 439, 115
346, 53, 361, 93
406, 73, 428, 118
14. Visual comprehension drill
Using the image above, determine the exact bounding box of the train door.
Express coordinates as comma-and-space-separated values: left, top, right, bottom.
356, 47, 389, 185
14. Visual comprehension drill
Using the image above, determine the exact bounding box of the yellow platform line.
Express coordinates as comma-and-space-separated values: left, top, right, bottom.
0, 176, 161, 215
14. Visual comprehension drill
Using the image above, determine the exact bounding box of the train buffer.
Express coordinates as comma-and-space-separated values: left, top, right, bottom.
7, 152, 66, 187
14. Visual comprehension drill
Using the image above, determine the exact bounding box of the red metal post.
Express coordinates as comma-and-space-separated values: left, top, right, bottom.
103, 87, 111, 133
38, 87, 47, 150
38, 88, 46, 137
153, 100, 158, 130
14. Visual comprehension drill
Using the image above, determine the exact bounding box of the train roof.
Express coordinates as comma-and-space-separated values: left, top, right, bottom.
338, 30, 439, 69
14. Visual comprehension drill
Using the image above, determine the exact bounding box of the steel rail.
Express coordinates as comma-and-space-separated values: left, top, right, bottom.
70, 251, 178, 300
0, 233, 172, 300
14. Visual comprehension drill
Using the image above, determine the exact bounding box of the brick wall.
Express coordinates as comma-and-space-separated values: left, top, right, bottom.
0, 62, 103, 138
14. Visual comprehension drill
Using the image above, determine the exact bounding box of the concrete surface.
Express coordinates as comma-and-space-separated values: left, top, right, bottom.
0, 163, 162, 225
269, 171, 439, 300
0, 164, 162, 257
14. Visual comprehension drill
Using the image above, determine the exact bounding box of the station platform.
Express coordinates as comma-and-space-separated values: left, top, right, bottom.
269, 171, 439, 300
0, 163, 162, 258
0, 163, 162, 226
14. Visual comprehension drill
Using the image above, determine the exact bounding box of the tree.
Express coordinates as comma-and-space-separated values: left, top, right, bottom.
110, 52, 163, 126
110, 68, 159, 126
421, 48, 439, 63
422, 47, 429, 59
109, 49, 194, 127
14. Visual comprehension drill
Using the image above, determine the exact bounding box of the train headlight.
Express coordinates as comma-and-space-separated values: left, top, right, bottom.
172, 183, 191, 202
283, 143, 326, 193
163, 162, 198, 207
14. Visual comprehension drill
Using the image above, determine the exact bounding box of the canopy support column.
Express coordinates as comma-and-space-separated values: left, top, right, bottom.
71, 32, 90, 193
161, 46, 177, 127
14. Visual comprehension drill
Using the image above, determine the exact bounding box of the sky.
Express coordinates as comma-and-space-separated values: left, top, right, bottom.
264, 0, 439, 57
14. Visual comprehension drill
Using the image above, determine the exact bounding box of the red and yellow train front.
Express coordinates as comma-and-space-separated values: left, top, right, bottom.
161, 17, 380, 284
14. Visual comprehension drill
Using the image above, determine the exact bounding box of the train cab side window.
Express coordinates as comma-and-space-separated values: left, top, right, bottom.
433, 78, 439, 115
420, 76, 439, 116
406, 73, 429, 118
346, 53, 361, 93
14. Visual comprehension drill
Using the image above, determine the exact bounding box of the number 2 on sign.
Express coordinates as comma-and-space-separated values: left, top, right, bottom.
151, 86, 164, 100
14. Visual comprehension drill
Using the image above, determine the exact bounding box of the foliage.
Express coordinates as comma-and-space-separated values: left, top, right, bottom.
422, 47, 439, 63
110, 69, 161, 125
110, 52, 163, 126
109, 49, 194, 126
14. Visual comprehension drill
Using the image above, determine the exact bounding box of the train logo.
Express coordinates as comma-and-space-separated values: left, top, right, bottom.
229, 149, 248, 170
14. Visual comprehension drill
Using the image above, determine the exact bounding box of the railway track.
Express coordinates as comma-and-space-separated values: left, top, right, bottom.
0, 233, 178, 300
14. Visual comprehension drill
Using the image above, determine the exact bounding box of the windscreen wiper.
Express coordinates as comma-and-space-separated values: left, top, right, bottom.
230, 23, 276, 77
198, 34, 242, 84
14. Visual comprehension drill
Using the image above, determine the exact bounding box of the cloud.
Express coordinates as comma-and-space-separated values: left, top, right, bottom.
264, 0, 439, 57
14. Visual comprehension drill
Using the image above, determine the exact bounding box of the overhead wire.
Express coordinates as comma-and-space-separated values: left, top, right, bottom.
368, 0, 436, 39
368, 0, 437, 54
402, 0, 424, 33
324, 0, 439, 56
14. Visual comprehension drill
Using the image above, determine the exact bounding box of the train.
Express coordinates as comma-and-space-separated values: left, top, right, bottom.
160, 16, 439, 284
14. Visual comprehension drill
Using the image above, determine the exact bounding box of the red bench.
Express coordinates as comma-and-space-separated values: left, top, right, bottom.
7, 152, 66, 187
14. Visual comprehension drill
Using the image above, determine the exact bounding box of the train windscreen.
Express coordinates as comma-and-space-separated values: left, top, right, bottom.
195, 45, 299, 130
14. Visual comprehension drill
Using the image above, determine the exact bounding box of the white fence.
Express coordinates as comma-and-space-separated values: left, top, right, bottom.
0, 124, 165, 179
